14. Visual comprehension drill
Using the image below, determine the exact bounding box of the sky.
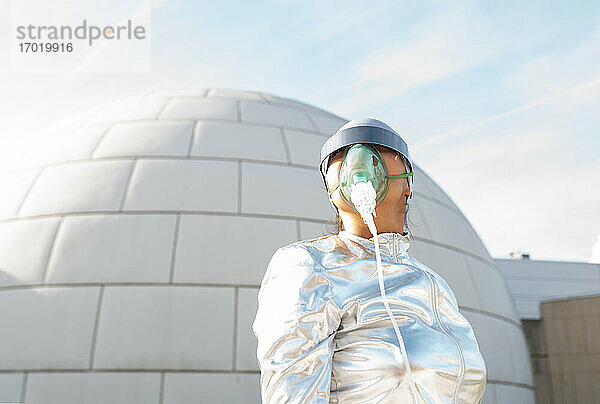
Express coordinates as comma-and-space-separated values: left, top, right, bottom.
1, 0, 599, 262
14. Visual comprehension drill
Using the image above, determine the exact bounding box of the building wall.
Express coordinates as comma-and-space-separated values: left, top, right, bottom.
521, 319, 552, 404
540, 294, 600, 404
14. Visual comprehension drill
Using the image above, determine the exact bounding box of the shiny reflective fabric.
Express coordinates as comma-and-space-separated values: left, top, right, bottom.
253, 231, 487, 404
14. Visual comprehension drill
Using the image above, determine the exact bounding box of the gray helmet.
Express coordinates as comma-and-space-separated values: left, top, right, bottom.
319, 118, 414, 199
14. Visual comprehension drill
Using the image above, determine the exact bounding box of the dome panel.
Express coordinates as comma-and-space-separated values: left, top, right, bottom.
405, 198, 433, 239
160, 97, 238, 121
0, 169, 41, 220
160, 98, 237, 120
144, 89, 207, 99
173, 215, 297, 285
259, 94, 341, 120
93, 121, 194, 158
241, 162, 331, 220
163, 373, 260, 403
413, 166, 457, 207
417, 197, 490, 260
0, 286, 100, 369
463, 311, 521, 383
190, 122, 287, 163
236, 288, 259, 371
299, 220, 326, 239
0, 217, 60, 287
46, 214, 176, 284
411, 165, 435, 199
240, 101, 315, 131
260, 93, 310, 107
18, 160, 133, 218
122, 159, 238, 212
482, 383, 497, 404
284, 128, 328, 167
25, 372, 161, 404
86, 96, 167, 124
466, 256, 519, 322
411, 240, 480, 310
506, 322, 535, 385
18, 124, 109, 171
494, 384, 535, 404
206, 88, 267, 101
94, 286, 234, 369
305, 112, 347, 134
0, 373, 21, 403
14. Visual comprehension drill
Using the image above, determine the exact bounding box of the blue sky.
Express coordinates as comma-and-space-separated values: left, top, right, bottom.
1, 0, 599, 261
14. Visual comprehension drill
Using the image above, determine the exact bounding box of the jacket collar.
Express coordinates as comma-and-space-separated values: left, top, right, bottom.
338, 230, 410, 263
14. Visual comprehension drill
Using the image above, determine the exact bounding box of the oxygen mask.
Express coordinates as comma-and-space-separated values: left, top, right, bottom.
328, 143, 413, 222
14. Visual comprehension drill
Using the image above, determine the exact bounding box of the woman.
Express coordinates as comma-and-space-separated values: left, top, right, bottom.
253, 118, 487, 403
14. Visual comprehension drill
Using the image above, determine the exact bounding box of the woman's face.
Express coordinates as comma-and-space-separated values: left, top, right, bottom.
325, 144, 411, 216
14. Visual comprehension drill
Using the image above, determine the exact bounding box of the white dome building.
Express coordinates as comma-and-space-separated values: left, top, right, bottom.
0, 88, 533, 403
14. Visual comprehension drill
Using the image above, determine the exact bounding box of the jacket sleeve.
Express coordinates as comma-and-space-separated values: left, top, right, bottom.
252, 244, 341, 404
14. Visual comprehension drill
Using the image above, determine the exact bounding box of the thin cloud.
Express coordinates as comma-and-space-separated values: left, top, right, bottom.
506, 28, 600, 98
412, 73, 600, 152
303, 1, 398, 43
413, 29, 600, 152
333, 8, 495, 113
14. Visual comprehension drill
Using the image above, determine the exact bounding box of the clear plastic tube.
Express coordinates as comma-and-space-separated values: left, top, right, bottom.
351, 182, 419, 403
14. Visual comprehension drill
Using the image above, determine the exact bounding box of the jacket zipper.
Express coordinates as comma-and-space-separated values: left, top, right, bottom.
424, 270, 465, 404
389, 235, 465, 402
390, 234, 419, 403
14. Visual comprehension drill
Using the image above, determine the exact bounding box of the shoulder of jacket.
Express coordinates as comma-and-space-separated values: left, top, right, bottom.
272, 241, 314, 263
290, 234, 334, 249
274, 235, 334, 265
259, 240, 332, 304
262, 242, 321, 284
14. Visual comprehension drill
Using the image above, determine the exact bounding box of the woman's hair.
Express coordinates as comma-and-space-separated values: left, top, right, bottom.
324, 204, 345, 234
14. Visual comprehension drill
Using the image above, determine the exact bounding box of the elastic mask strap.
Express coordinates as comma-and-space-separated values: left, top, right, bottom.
329, 173, 412, 196
328, 183, 340, 197
389, 172, 414, 179
327, 149, 347, 198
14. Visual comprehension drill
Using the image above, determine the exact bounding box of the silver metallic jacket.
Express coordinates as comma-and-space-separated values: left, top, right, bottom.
253, 230, 487, 403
